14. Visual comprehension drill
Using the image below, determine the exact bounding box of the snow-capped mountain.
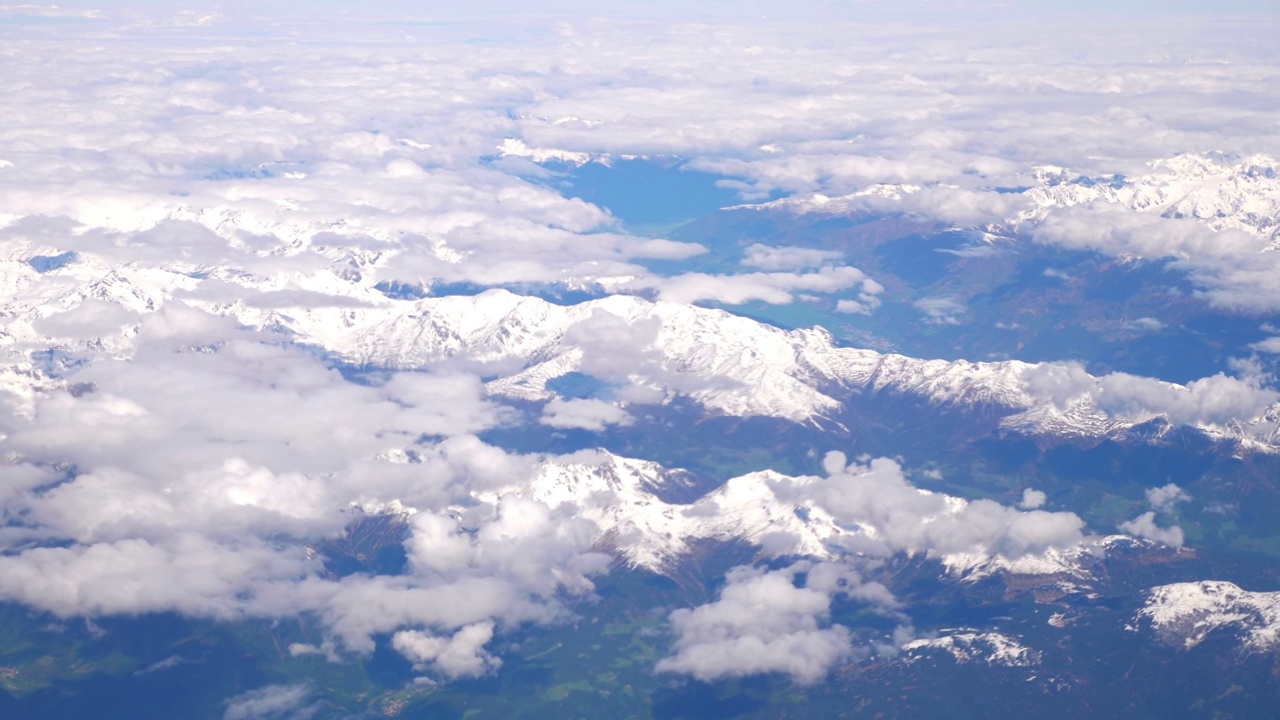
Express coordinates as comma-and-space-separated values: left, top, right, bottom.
902, 631, 1040, 667
727, 149, 1280, 253
1023, 153, 1280, 242
729, 152, 1280, 243
4, 243, 1279, 450
205, 291, 1280, 449
476, 450, 1116, 579
501, 451, 841, 570
941, 534, 1149, 587
1137, 581, 1280, 652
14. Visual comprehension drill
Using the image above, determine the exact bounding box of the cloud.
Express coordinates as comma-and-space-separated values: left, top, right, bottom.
223, 685, 319, 720
391, 622, 501, 679
913, 296, 966, 325
1146, 483, 1191, 514
33, 299, 141, 341
1118, 484, 1189, 548
1020, 489, 1046, 510
1125, 317, 1165, 332
242, 290, 378, 310
835, 298, 874, 314
741, 244, 843, 271
656, 563, 861, 685
1097, 373, 1278, 426
0, 307, 615, 669
799, 453, 1086, 560
627, 266, 883, 308
13, 7, 1272, 315
0, 1, 1277, 694
1023, 362, 1280, 427
540, 397, 632, 431
1119, 512, 1184, 548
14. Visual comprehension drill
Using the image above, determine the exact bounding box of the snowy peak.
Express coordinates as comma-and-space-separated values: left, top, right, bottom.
1138, 581, 1280, 652
1023, 152, 1280, 240
487, 450, 1118, 581
727, 152, 1280, 243
902, 631, 1041, 667
6, 263, 1280, 450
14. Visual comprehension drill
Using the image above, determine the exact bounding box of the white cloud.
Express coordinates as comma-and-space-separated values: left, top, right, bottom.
1146, 483, 1191, 514
33, 299, 141, 341
1250, 337, 1280, 354
835, 298, 874, 314
223, 684, 318, 720
628, 266, 882, 308
741, 244, 843, 271
1119, 511, 1184, 548
1097, 373, 1278, 427
391, 622, 501, 679
913, 296, 966, 325
1020, 489, 1046, 510
540, 397, 632, 431
0, 0, 1277, 693
800, 453, 1086, 560
656, 563, 861, 685
1023, 362, 1280, 427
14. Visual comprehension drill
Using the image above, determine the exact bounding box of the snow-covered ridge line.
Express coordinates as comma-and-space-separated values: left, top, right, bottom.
229, 289, 1280, 448
1138, 580, 1280, 652
901, 631, 1041, 667
732, 152, 1280, 243
1022, 152, 1280, 241
4, 251, 1279, 448
468, 449, 1128, 580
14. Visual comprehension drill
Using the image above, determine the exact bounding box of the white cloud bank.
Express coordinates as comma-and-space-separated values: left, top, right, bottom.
0, 0, 1274, 691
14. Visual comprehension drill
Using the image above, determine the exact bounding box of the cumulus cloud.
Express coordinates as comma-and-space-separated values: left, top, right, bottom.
0, 306, 615, 670
391, 622, 501, 679
656, 563, 861, 685
1020, 489, 1046, 510
834, 298, 874, 314
540, 397, 633, 431
1098, 373, 1277, 426
1146, 483, 1191, 514
1119, 512, 1185, 548
1250, 337, 1280, 354
655, 452, 1092, 684
1117, 484, 1190, 547
798, 453, 1086, 560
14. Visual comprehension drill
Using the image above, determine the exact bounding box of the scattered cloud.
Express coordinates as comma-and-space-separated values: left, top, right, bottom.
1146, 483, 1191, 514
540, 397, 633, 431
627, 266, 883, 308
913, 296, 966, 325
1119, 512, 1184, 548
391, 622, 501, 679
656, 563, 862, 684
1020, 489, 1046, 510
798, 453, 1086, 560
741, 244, 843, 271
1118, 483, 1191, 547
223, 684, 319, 720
